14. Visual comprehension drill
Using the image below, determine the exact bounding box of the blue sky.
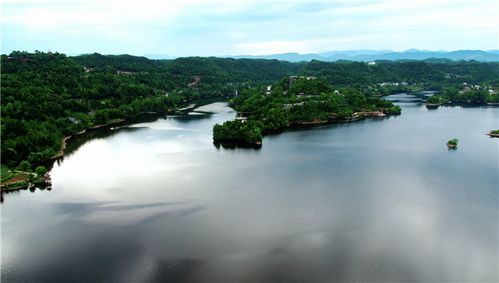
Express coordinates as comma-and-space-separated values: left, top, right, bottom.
1, 0, 498, 56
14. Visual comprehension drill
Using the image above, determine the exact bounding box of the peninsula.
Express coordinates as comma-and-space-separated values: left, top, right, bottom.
213, 77, 401, 146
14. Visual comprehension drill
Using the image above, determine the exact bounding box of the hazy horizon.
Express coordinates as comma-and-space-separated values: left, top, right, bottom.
2, 0, 498, 56
4, 49, 499, 58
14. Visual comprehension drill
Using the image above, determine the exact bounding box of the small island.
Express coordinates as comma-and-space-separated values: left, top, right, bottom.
486, 130, 499, 138
213, 120, 263, 147
447, 138, 459, 149
213, 77, 401, 146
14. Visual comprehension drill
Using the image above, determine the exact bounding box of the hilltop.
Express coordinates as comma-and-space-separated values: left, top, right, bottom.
145, 50, 499, 63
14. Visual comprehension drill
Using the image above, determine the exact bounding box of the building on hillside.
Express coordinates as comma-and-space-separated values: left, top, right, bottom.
265, 85, 272, 95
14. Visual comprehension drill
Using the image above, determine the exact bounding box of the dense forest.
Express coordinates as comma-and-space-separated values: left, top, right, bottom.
1, 51, 498, 168
426, 87, 499, 105
301, 60, 499, 87
213, 77, 401, 145
1, 52, 301, 168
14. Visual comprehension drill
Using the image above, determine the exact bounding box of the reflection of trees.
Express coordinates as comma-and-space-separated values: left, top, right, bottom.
173, 112, 214, 124
1, 184, 51, 203
213, 141, 262, 150
59, 127, 144, 161
174, 99, 231, 124
60, 102, 230, 160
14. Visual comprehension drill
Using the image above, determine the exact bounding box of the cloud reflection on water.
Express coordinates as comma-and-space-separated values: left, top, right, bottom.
1, 100, 497, 282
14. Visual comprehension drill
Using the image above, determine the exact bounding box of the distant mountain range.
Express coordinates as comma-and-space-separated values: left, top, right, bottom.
145, 50, 499, 62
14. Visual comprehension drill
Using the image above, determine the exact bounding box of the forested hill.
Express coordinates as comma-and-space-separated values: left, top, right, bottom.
72, 53, 499, 89
72, 53, 305, 86
1, 51, 498, 169
300, 60, 499, 88
1, 51, 303, 168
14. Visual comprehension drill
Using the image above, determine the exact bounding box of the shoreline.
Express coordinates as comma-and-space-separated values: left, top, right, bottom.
1, 170, 51, 193
287, 110, 393, 129
48, 104, 194, 161
50, 118, 126, 160
213, 139, 262, 148
220, 110, 397, 146
48, 97, 232, 161
425, 103, 441, 109
426, 101, 498, 108
3, 98, 228, 195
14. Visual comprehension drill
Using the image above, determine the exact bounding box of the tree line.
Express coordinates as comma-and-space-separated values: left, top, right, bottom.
213, 77, 402, 145
2, 51, 497, 169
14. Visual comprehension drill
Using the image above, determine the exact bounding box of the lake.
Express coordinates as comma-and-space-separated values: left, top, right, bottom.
1, 94, 498, 282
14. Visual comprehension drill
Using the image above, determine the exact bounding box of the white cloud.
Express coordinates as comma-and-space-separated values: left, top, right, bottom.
1, 0, 182, 29
1, 0, 498, 55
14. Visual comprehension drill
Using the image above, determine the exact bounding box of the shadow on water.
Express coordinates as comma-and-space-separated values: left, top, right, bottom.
3, 96, 498, 282
262, 115, 402, 140
213, 141, 262, 150
1, 184, 52, 203
60, 127, 144, 161
57, 99, 232, 162
173, 112, 215, 123
2, 99, 231, 201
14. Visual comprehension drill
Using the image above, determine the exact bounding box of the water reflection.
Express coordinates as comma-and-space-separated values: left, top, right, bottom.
1, 95, 498, 282
60, 127, 144, 160
213, 141, 262, 150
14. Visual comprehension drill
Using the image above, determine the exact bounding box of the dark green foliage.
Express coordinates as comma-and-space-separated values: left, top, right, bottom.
35, 166, 48, 177
1, 51, 305, 167
216, 78, 402, 144
427, 95, 443, 104
3, 180, 29, 189
1, 52, 186, 167
2, 51, 496, 165
454, 90, 488, 103
16, 161, 31, 172
301, 60, 499, 87
429, 87, 494, 104
387, 105, 402, 114
426, 95, 451, 105
486, 92, 499, 103
213, 121, 263, 144
288, 78, 333, 95
448, 139, 459, 145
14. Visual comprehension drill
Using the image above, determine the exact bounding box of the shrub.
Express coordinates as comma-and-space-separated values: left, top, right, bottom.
35, 166, 48, 177
16, 161, 31, 172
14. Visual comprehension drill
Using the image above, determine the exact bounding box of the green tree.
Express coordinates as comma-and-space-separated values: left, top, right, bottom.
35, 166, 48, 177
17, 160, 31, 172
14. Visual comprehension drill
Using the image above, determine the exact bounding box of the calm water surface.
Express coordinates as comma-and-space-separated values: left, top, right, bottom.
2, 94, 498, 282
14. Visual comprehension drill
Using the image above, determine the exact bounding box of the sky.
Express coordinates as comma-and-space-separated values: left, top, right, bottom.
1, 0, 498, 56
